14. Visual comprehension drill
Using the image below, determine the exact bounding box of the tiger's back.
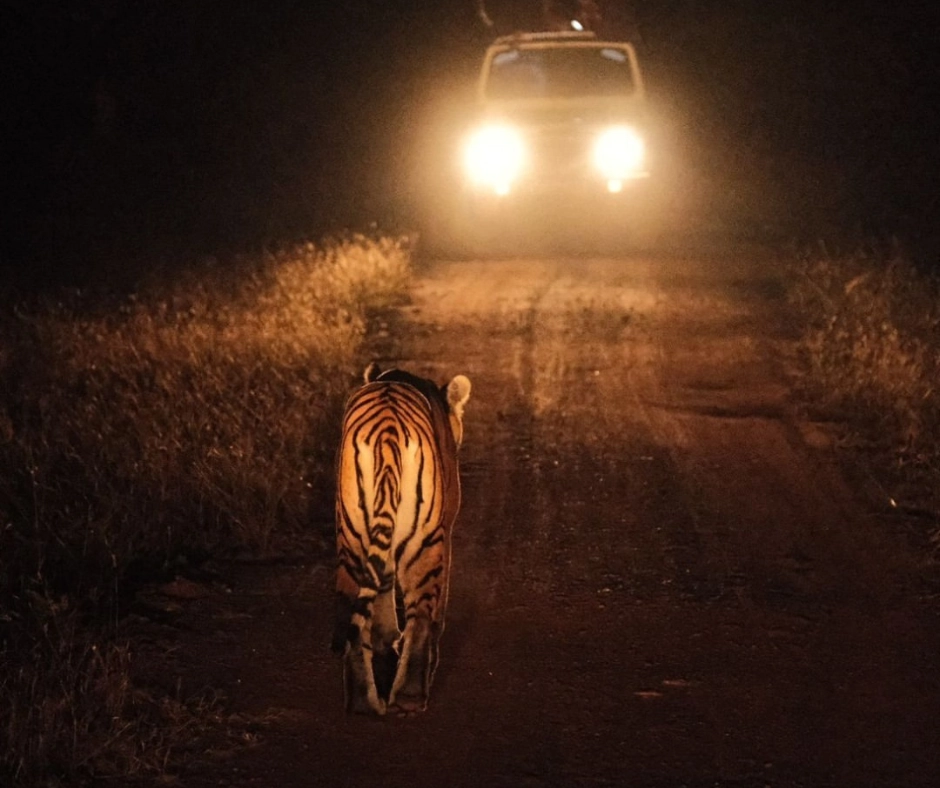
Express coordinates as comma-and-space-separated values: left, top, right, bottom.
335, 364, 471, 715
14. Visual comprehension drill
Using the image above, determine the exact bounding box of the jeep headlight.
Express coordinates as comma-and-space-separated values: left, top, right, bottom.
463, 124, 526, 195
592, 126, 645, 184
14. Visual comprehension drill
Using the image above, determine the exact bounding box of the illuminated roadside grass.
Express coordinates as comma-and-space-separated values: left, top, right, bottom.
788, 244, 940, 542
0, 234, 411, 785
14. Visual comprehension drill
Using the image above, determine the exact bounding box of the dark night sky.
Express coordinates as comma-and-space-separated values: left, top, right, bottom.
1, 0, 937, 286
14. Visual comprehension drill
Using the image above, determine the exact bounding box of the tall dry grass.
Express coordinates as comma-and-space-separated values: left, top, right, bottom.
789, 246, 940, 448
788, 244, 940, 541
0, 234, 411, 784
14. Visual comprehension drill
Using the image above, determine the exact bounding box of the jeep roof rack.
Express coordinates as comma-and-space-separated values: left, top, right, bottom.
492, 30, 597, 46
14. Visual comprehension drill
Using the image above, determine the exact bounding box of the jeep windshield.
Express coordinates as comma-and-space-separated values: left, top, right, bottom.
483, 45, 638, 101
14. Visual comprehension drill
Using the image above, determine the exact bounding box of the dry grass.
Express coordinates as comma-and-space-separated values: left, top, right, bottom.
788, 243, 940, 548
0, 234, 411, 785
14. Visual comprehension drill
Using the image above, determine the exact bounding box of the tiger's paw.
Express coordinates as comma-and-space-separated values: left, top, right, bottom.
388, 690, 428, 715
347, 692, 387, 716
345, 671, 387, 716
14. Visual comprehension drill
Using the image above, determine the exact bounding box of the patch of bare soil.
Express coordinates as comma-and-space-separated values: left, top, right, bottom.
136, 250, 940, 787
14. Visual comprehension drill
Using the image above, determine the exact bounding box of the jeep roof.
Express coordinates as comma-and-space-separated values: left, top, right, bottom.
476, 30, 645, 105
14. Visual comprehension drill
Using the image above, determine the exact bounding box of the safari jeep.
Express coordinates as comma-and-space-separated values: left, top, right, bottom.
455, 29, 657, 252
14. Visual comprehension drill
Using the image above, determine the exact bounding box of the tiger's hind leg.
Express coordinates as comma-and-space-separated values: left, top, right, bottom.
343, 589, 387, 715
389, 615, 441, 713
388, 548, 448, 713
370, 585, 401, 701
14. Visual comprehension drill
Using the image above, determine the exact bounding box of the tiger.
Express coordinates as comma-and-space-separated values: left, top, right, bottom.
333, 362, 471, 715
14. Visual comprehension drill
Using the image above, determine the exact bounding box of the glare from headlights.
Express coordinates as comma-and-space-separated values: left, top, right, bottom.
593, 126, 645, 181
463, 125, 526, 194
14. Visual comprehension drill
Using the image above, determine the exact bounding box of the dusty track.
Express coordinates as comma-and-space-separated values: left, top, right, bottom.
165, 251, 940, 787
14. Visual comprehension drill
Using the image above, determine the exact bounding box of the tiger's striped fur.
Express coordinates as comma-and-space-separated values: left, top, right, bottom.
334, 363, 471, 715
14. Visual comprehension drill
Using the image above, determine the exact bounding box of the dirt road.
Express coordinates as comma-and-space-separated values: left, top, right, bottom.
169, 251, 940, 787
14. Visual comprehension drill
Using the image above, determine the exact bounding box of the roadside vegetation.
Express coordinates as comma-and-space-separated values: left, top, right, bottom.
788, 244, 940, 552
0, 235, 411, 785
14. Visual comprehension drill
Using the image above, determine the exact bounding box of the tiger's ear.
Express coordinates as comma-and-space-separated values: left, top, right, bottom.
446, 375, 471, 417
364, 362, 381, 383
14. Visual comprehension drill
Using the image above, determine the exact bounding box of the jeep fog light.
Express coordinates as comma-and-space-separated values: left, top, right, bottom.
463, 125, 526, 195
593, 126, 645, 181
